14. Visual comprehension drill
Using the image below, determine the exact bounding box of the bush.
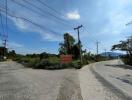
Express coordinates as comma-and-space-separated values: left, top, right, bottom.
82, 59, 89, 65
60, 61, 81, 69
122, 56, 132, 65
33, 59, 60, 69
32, 59, 81, 69
27, 58, 40, 67
15, 56, 84, 69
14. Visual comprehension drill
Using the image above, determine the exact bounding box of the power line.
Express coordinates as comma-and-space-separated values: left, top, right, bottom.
36, 0, 74, 27
11, 0, 72, 28
36, 0, 64, 17
0, 12, 4, 34
82, 26, 96, 42
23, 0, 72, 26
0, 9, 8, 39
0, 7, 61, 36
4, 0, 8, 48
5, 0, 8, 34
11, 0, 48, 17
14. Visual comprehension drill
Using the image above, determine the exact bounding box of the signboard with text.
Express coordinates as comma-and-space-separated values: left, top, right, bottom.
60, 55, 72, 64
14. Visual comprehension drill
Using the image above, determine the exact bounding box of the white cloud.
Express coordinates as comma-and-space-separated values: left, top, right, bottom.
66, 10, 80, 20
8, 42, 23, 48
4, 0, 63, 42
12, 17, 62, 41
13, 18, 27, 30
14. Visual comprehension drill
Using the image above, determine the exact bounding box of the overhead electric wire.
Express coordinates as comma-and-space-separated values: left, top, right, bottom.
11, 0, 72, 28
36, 0, 75, 27
22, 0, 71, 25
5, 0, 8, 35
82, 25, 96, 42
0, 7, 8, 42
36, 0, 64, 17
0, 7, 61, 36
0, 12, 4, 34
11, 0, 48, 18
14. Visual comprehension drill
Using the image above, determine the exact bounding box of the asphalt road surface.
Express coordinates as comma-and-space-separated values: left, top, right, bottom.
0, 60, 132, 100
92, 60, 132, 100
0, 61, 82, 100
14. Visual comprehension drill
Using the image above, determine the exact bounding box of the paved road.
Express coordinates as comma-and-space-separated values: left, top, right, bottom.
1, 60, 132, 100
79, 64, 121, 100
79, 60, 132, 100
0, 61, 82, 100
92, 60, 132, 100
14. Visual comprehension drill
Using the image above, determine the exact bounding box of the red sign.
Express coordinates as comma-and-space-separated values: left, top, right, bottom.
60, 55, 72, 64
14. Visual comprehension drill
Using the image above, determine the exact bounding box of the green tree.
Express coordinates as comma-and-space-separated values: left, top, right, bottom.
59, 33, 83, 59
72, 44, 80, 59
59, 33, 75, 54
111, 37, 132, 57
7, 50, 16, 58
111, 36, 132, 65
39, 52, 49, 60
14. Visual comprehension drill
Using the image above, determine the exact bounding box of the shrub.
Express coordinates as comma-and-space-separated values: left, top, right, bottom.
27, 58, 40, 67
122, 56, 132, 65
33, 59, 81, 69
82, 59, 89, 65
33, 59, 60, 69
15, 56, 84, 69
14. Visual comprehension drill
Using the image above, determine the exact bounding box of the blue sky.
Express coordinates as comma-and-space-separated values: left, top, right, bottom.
0, 0, 132, 54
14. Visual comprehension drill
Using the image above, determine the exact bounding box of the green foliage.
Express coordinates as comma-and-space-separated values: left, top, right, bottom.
72, 44, 80, 59
39, 52, 49, 60
59, 33, 80, 59
9, 49, 105, 70
27, 58, 40, 67
59, 33, 75, 55
34, 59, 55, 69
15, 55, 82, 69
112, 36, 132, 65
48, 56, 60, 63
83, 52, 95, 61
122, 55, 132, 65
31, 58, 82, 69
60, 61, 80, 69
95, 55, 107, 62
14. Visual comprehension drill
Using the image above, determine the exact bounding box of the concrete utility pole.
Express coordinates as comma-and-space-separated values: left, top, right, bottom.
3, 39, 7, 48
104, 49, 107, 57
3, 39, 7, 59
96, 41, 100, 55
128, 36, 132, 49
74, 25, 83, 64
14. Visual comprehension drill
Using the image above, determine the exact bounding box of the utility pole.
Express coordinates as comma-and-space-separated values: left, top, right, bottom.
104, 49, 107, 57
128, 36, 132, 49
2, 39, 7, 59
74, 25, 83, 64
3, 39, 7, 48
96, 41, 100, 55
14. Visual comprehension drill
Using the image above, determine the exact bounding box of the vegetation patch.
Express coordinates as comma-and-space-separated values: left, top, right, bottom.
112, 36, 132, 66
6, 33, 110, 70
